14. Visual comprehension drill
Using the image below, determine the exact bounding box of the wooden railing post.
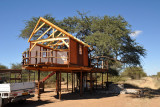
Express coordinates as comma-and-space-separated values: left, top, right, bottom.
35, 51, 38, 64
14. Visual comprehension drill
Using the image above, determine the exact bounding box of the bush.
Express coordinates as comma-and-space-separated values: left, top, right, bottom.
121, 66, 147, 79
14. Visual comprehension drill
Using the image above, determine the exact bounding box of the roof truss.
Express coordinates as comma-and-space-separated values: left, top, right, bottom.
28, 17, 90, 51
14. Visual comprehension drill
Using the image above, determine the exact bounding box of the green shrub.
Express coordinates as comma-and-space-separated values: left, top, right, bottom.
121, 66, 147, 79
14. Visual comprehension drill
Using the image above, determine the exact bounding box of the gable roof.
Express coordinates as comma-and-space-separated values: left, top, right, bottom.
28, 17, 90, 49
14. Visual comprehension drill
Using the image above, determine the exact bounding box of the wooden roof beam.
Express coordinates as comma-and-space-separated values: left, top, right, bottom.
28, 18, 42, 42
31, 37, 69, 44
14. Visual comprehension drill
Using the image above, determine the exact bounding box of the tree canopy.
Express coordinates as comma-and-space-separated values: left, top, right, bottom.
11, 63, 22, 69
0, 64, 8, 69
19, 12, 146, 67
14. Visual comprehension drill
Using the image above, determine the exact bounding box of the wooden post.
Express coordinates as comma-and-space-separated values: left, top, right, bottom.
38, 70, 40, 100
35, 51, 38, 64
96, 59, 98, 90
72, 72, 73, 93
15, 73, 16, 83
28, 70, 30, 82
86, 73, 88, 91
56, 72, 59, 96
106, 61, 109, 89
77, 74, 79, 89
102, 73, 103, 89
51, 51, 53, 63
59, 72, 61, 100
40, 47, 41, 63
74, 73, 75, 92
21, 71, 22, 82
90, 72, 93, 94
67, 73, 68, 91
80, 71, 83, 96
9, 72, 11, 83
24, 52, 26, 64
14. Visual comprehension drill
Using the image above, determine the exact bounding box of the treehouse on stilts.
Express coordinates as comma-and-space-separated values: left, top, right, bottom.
22, 17, 108, 100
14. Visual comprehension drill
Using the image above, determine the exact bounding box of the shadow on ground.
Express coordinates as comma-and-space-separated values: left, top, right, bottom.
5, 100, 53, 107
54, 86, 120, 100
124, 83, 160, 99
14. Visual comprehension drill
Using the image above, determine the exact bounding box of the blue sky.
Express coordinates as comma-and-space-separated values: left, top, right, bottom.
0, 0, 160, 75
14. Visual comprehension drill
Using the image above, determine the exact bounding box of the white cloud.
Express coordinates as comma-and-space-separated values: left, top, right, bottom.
130, 30, 142, 38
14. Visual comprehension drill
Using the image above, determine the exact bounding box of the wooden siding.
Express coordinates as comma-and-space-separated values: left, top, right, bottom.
70, 38, 78, 64
83, 47, 88, 67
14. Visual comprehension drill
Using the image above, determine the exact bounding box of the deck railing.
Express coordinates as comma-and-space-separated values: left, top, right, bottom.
22, 50, 69, 66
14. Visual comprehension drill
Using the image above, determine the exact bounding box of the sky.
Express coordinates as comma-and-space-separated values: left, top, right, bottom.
0, 0, 160, 75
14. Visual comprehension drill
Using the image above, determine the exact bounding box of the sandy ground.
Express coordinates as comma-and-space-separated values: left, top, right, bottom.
5, 87, 160, 107
125, 77, 160, 89
5, 77, 160, 107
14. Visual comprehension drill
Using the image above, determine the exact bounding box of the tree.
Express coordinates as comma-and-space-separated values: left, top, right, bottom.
121, 66, 147, 79
0, 64, 8, 69
11, 63, 22, 69
85, 15, 146, 66
157, 72, 160, 78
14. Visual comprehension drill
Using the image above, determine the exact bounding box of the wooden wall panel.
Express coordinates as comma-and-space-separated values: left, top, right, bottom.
70, 38, 78, 64
77, 44, 83, 66
83, 47, 88, 67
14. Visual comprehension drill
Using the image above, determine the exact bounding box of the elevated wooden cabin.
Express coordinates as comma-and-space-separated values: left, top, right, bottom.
22, 17, 108, 100
22, 17, 90, 69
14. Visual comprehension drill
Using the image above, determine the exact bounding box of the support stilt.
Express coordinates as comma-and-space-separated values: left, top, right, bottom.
59, 72, 61, 100
86, 73, 88, 91
90, 72, 93, 94
72, 72, 73, 93
80, 71, 83, 96
67, 73, 68, 91
56, 72, 59, 96
38, 70, 40, 100
102, 73, 103, 89
107, 61, 109, 89
74, 73, 75, 92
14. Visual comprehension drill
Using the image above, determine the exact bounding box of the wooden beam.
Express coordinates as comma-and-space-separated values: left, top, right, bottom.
37, 26, 52, 40
28, 18, 41, 42
57, 32, 62, 37
31, 37, 69, 44
30, 27, 52, 51
35, 43, 69, 51
62, 40, 69, 48
51, 40, 62, 47
34, 22, 45, 34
